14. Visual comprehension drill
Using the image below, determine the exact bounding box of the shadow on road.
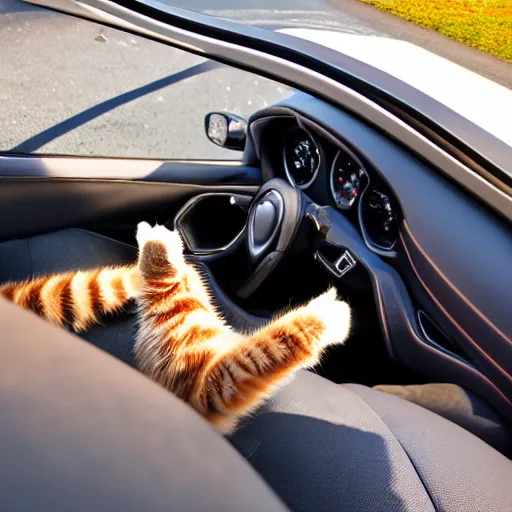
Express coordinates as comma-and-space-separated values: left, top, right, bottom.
12, 60, 223, 153
0, 0, 46, 14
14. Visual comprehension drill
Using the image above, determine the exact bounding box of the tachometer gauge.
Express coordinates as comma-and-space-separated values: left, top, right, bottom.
283, 129, 320, 190
330, 149, 368, 210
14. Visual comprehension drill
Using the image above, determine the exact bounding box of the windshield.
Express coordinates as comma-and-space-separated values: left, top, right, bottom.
2, 0, 511, 169
165, 0, 512, 150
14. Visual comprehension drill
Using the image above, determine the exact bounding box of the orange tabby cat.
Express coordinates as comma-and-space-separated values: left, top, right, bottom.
0, 222, 351, 433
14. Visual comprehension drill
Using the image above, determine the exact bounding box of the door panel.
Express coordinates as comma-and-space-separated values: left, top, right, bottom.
0, 157, 260, 241
0, 156, 261, 184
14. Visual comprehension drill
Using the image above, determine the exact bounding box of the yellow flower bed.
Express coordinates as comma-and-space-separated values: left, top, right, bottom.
360, 0, 512, 63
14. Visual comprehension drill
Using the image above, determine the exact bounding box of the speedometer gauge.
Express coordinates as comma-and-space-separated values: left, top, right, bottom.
283, 129, 320, 190
330, 148, 368, 210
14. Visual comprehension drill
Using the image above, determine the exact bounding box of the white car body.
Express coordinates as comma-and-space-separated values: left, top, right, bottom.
279, 29, 512, 148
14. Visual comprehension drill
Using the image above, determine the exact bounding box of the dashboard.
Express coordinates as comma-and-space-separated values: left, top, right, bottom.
247, 99, 512, 423
252, 116, 402, 256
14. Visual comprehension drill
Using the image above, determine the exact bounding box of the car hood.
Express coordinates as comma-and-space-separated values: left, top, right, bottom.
278, 28, 512, 149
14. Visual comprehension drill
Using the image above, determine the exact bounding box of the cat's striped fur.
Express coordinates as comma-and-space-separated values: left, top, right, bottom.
0, 222, 351, 433
0, 265, 140, 332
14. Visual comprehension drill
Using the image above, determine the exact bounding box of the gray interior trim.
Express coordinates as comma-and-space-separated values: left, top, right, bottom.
401, 225, 512, 378
0, 177, 257, 241
0, 155, 260, 184
25, 0, 512, 223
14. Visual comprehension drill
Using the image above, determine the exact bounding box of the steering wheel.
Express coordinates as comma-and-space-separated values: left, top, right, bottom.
236, 177, 361, 300
236, 178, 326, 298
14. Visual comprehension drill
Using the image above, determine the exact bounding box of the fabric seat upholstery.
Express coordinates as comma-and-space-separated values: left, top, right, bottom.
231, 370, 512, 512
1, 228, 511, 512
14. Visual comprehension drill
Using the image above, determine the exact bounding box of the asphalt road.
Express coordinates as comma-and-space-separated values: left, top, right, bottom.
0, 0, 296, 160
1, 0, 510, 160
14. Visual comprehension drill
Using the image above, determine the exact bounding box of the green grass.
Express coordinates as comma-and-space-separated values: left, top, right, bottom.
359, 0, 512, 63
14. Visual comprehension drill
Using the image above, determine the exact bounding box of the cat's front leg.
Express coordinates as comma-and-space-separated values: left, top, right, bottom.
198, 288, 351, 434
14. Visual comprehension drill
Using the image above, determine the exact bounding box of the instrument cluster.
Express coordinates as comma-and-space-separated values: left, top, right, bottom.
281, 126, 401, 253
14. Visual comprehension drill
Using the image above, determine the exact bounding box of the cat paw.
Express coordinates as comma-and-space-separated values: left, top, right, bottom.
136, 222, 184, 264
136, 221, 153, 247
305, 287, 351, 347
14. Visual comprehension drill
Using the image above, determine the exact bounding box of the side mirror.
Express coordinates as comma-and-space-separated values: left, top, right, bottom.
205, 112, 247, 151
